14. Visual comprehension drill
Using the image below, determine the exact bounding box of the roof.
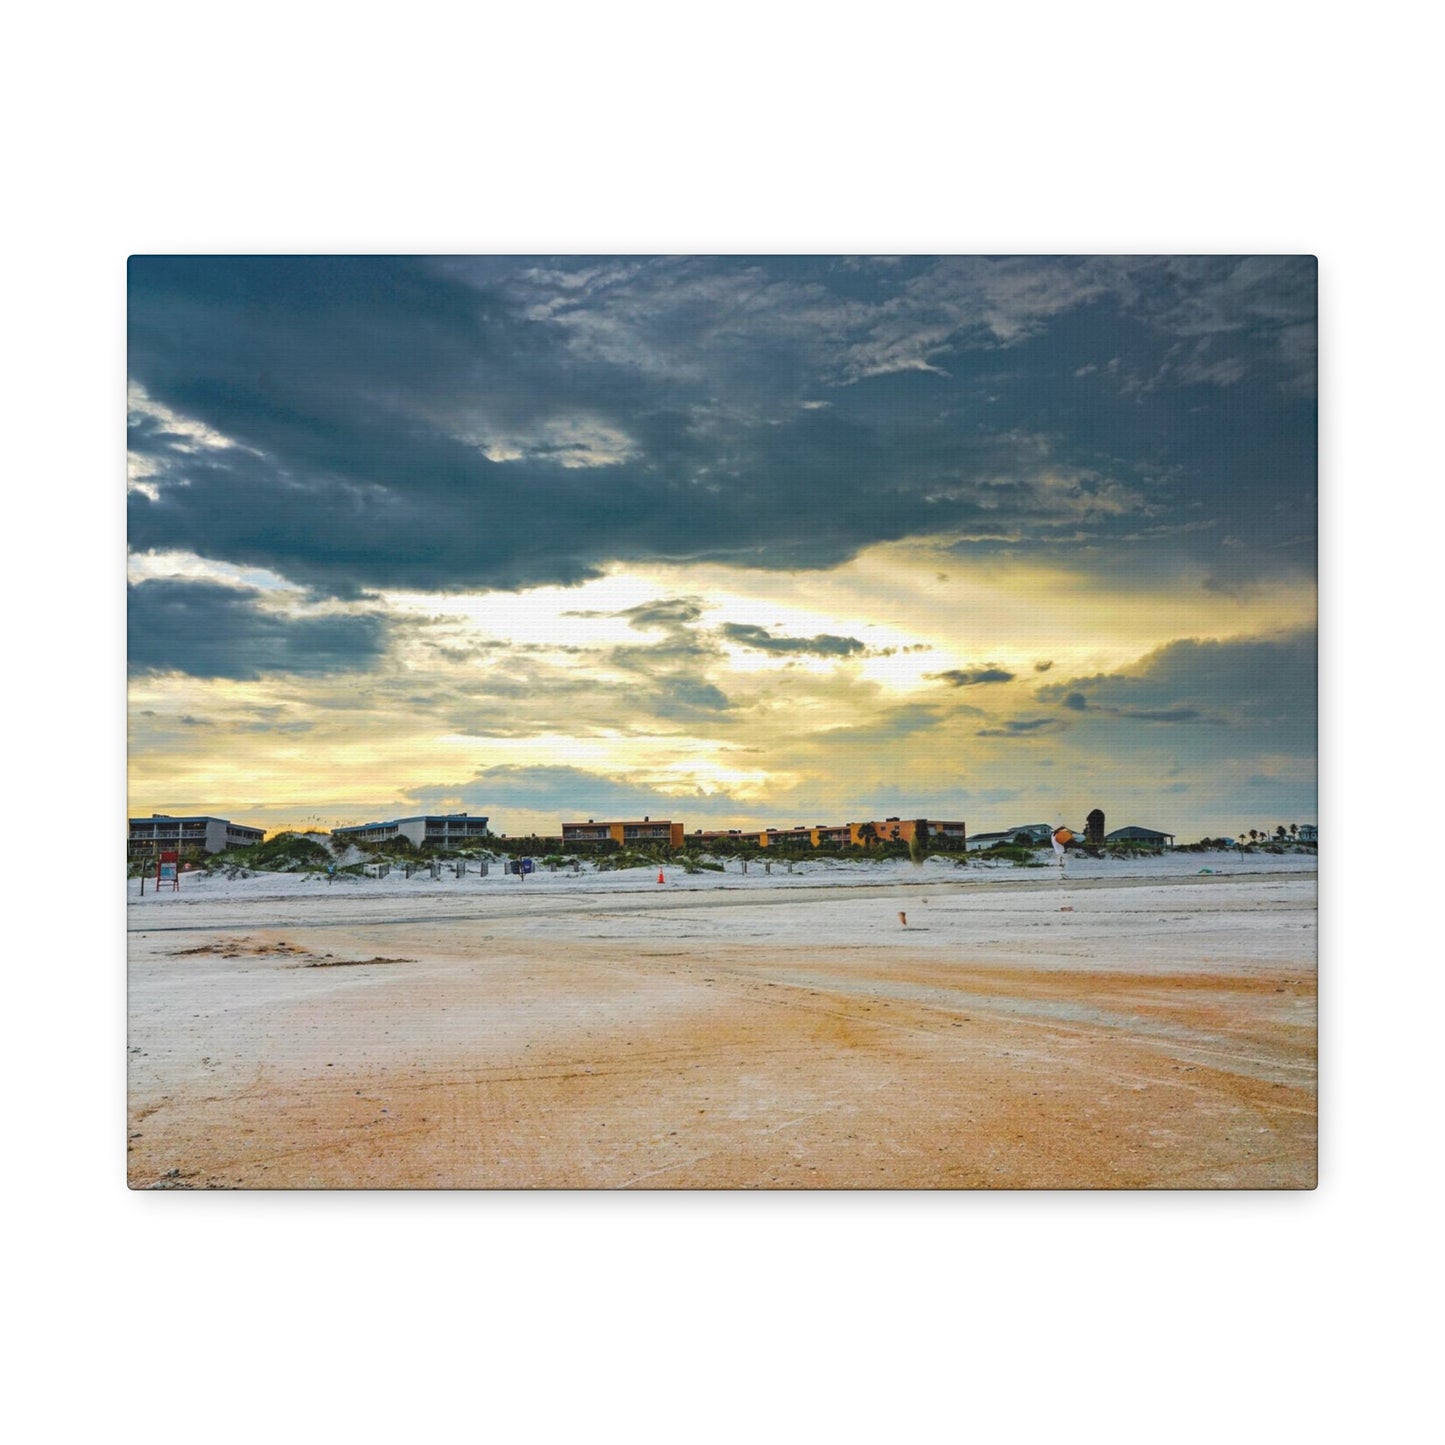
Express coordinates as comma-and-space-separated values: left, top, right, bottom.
129, 814, 261, 827
562, 819, 675, 826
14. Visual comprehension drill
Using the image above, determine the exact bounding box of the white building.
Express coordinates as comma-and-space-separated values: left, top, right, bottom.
128, 814, 265, 857
965, 823, 1064, 851
332, 813, 491, 848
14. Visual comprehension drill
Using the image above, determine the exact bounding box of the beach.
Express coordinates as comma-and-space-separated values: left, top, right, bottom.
127, 855, 1317, 1189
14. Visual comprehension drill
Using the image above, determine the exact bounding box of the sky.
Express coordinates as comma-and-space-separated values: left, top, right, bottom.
127, 255, 1316, 841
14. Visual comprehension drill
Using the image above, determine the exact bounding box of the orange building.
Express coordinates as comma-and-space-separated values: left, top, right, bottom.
560, 816, 966, 851
561, 818, 685, 848
853, 818, 968, 847
757, 827, 816, 848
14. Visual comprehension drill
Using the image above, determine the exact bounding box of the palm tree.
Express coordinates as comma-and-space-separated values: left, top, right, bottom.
1290, 824, 1299, 841
857, 822, 878, 850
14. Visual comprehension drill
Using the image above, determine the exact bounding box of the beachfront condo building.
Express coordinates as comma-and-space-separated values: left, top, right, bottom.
332, 813, 492, 848
128, 814, 266, 858
823, 819, 968, 848
562, 818, 686, 848
568, 817, 969, 851
699, 819, 968, 849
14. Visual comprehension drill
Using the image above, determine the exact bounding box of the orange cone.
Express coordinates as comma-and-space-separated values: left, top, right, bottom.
657, 870, 666, 884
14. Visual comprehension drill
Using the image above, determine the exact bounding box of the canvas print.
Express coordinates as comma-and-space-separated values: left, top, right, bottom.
127, 255, 1317, 1189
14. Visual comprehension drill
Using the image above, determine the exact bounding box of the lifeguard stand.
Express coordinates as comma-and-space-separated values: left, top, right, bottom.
156, 849, 180, 891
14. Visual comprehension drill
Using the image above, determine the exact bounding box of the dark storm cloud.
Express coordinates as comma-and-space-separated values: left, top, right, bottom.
128, 255, 1315, 597
1037, 629, 1315, 728
931, 666, 1017, 687
719, 623, 867, 657
128, 578, 388, 678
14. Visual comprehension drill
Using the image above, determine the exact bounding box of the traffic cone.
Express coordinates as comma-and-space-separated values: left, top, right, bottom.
657, 869, 666, 884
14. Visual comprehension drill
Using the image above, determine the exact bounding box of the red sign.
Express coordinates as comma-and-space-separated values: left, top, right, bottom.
157, 850, 180, 890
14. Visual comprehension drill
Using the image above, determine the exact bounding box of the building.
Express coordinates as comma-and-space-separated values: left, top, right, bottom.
757, 827, 816, 849
562, 816, 968, 850
1104, 826, 1176, 847
716, 819, 968, 849
1297, 824, 1317, 842
332, 813, 491, 849
128, 814, 266, 857
561, 818, 685, 848
849, 818, 965, 847
965, 824, 1060, 851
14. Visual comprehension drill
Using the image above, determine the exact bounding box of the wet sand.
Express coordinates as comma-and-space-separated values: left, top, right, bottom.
126, 871, 1317, 1189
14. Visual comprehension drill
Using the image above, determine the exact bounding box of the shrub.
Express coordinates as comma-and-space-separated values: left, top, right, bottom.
975, 845, 1038, 865
214, 832, 332, 873
596, 850, 658, 872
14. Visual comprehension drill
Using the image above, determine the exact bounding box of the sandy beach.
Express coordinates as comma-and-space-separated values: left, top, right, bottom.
127, 855, 1317, 1189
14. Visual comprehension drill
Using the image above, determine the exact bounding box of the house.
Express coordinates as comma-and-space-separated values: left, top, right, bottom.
333, 813, 491, 848
562, 818, 685, 848
965, 824, 1057, 851
128, 813, 266, 857
1297, 824, 1317, 843
1104, 826, 1176, 847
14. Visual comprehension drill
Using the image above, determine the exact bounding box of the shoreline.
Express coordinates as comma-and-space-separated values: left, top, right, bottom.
127, 851, 1318, 930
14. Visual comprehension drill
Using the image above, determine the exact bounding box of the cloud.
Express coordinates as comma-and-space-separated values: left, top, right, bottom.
127, 255, 1316, 600
128, 578, 389, 678
617, 598, 706, 630
975, 717, 1065, 737
1117, 707, 1206, 724
931, 666, 1016, 687
720, 623, 867, 657
403, 764, 744, 821
1037, 629, 1315, 728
